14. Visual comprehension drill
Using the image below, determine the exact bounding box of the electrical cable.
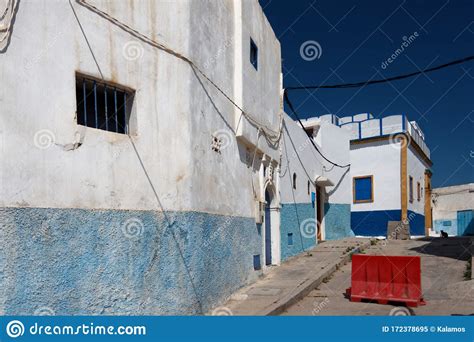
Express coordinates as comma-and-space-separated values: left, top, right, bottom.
0, 0, 17, 43
286, 55, 474, 90
69, 0, 204, 314
75, 0, 283, 146
0, 0, 12, 21
283, 55, 474, 167
282, 133, 310, 255
284, 90, 351, 169
282, 121, 317, 186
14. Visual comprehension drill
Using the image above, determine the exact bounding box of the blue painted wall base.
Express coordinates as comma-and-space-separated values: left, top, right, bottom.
280, 203, 316, 261
407, 210, 425, 236
351, 210, 401, 236
323, 203, 354, 240
434, 219, 458, 236
0, 207, 261, 315
351, 209, 425, 236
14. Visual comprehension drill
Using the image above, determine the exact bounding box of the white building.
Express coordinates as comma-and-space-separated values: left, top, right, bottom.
0, 0, 283, 315
279, 114, 353, 261
316, 113, 433, 237
432, 183, 474, 236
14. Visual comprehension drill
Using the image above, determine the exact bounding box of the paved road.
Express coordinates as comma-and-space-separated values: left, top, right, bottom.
281, 237, 474, 316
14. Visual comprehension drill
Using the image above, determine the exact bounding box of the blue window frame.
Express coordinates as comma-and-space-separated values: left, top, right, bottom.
76, 74, 134, 134
250, 38, 258, 70
353, 175, 373, 203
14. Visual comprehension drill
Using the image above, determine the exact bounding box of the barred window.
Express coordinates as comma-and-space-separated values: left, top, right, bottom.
75, 74, 134, 134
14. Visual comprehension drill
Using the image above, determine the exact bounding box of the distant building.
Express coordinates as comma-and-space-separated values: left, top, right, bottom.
431, 184, 474, 236
316, 113, 433, 237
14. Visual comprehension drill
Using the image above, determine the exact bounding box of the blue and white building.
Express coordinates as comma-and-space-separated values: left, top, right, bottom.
432, 183, 474, 236
0, 0, 284, 315
311, 113, 433, 237
334, 113, 433, 237
279, 114, 353, 261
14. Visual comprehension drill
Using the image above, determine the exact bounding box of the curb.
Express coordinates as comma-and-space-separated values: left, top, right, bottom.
259, 240, 372, 316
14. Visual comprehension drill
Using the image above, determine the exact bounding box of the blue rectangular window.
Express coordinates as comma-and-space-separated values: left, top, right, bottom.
353, 176, 373, 203
250, 38, 258, 70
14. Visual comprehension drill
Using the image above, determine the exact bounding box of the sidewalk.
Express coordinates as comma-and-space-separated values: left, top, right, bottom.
219, 238, 372, 315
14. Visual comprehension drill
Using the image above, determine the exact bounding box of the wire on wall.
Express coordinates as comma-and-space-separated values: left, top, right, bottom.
284, 90, 351, 169
75, 0, 284, 147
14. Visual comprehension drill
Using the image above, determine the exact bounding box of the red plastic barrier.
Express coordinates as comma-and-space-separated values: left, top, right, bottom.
346, 254, 426, 307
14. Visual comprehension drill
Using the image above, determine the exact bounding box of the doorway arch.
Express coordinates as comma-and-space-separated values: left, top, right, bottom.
264, 183, 280, 266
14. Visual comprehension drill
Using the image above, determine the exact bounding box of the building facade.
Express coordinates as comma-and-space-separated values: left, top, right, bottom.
1, 0, 283, 315
313, 113, 432, 237
432, 184, 474, 236
279, 114, 353, 261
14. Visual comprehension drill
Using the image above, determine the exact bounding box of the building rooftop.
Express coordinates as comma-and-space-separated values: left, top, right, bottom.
307, 113, 430, 160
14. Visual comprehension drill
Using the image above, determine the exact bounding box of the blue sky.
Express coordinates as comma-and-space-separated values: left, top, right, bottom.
260, 0, 473, 187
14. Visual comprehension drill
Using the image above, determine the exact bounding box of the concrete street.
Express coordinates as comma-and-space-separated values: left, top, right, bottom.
282, 237, 474, 316
220, 238, 371, 315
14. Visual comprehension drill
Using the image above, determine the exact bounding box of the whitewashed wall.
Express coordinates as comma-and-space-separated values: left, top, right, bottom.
281, 116, 350, 205
0, 0, 281, 218
432, 184, 474, 219
350, 140, 401, 212
317, 121, 351, 205
280, 115, 321, 204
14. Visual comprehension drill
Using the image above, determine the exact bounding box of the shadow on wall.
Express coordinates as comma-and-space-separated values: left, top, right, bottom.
326, 167, 350, 197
